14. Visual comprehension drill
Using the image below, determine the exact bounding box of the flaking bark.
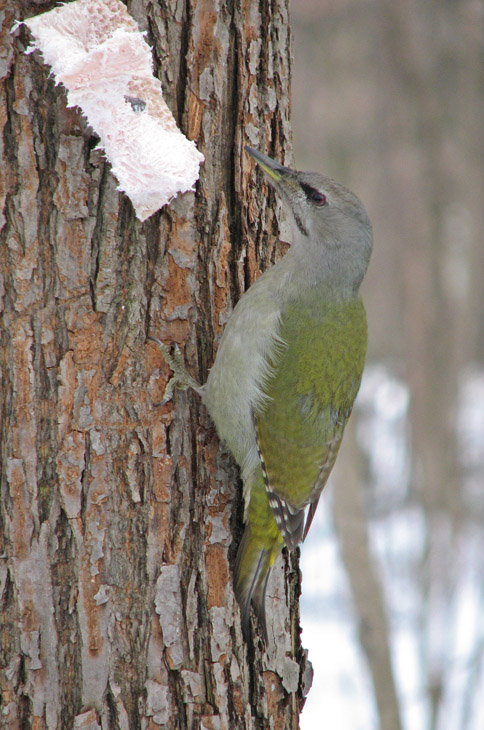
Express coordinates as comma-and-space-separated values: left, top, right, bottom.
0, 2, 309, 729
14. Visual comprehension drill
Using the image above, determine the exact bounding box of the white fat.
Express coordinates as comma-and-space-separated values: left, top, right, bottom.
19, 0, 204, 220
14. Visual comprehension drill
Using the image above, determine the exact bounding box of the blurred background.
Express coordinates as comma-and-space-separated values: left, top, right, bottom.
290, 1, 484, 729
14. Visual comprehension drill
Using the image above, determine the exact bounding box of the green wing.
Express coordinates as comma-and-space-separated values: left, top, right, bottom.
256, 295, 367, 548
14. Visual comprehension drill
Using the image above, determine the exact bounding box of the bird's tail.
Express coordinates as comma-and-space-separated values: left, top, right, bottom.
234, 521, 283, 639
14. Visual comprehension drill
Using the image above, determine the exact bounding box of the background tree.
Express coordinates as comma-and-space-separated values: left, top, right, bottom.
293, 1, 484, 729
0, 2, 311, 728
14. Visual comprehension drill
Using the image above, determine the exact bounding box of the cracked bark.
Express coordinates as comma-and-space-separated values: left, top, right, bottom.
0, 2, 309, 729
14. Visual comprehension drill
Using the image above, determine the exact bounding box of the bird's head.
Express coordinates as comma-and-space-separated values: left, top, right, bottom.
246, 146, 373, 294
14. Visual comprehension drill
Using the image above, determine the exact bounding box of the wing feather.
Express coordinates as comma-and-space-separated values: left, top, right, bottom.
255, 296, 367, 548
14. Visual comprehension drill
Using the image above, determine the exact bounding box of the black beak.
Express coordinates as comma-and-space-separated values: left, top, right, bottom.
245, 146, 291, 182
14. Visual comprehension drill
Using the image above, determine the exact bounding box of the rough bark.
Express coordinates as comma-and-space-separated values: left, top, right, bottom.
0, 2, 309, 729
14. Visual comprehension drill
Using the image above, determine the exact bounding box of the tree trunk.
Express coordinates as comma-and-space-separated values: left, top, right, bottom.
0, 2, 310, 728
332, 425, 402, 730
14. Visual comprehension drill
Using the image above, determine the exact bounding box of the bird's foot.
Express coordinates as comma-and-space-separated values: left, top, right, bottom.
147, 335, 202, 404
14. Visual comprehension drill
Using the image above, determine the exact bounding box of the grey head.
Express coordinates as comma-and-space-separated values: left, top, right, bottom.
246, 146, 373, 294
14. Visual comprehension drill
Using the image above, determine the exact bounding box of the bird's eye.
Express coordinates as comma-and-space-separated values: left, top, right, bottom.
309, 190, 327, 207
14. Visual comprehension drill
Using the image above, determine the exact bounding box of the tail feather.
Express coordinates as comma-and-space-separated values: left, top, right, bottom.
250, 559, 273, 641
234, 523, 281, 639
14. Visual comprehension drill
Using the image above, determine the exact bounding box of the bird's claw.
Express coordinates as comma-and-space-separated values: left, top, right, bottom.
147, 335, 202, 404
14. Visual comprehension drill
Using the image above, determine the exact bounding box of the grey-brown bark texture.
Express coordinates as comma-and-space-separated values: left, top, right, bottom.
0, 2, 311, 729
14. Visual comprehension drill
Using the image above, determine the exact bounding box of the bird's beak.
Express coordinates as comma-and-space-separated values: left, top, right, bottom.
245, 146, 291, 183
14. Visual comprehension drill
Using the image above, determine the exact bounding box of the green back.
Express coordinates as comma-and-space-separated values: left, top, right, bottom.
256, 293, 367, 508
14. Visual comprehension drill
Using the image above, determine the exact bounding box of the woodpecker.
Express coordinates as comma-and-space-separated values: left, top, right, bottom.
151, 146, 372, 637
